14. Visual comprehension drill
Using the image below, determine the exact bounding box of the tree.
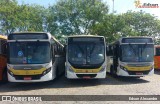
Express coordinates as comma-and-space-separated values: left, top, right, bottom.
121, 11, 160, 36
90, 14, 125, 43
0, 0, 19, 34
17, 4, 46, 32
47, 0, 109, 35
90, 10, 160, 43
0, 0, 46, 34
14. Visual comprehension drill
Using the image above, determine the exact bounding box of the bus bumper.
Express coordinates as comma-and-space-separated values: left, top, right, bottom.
117, 67, 154, 77
66, 70, 106, 79
7, 70, 54, 82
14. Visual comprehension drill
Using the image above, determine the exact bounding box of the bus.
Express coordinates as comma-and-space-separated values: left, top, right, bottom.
7, 32, 65, 82
107, 37, 154, 77
154, 45, 160, 70
65, 35, 107, 79
0, 35, 7, 82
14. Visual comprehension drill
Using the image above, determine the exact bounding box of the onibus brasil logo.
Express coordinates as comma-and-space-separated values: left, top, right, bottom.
134, 0, 159, 8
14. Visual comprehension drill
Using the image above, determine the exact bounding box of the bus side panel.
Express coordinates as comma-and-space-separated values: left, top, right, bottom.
154, 56, 160, 70
0, 55, 7, 80
58, 56, 65, 75
54, 55, 65, 76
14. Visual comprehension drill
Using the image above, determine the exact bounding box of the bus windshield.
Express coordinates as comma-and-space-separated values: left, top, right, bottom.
68, 43, 105, 65
120, 44, 154, 62
9, 42, 51, 64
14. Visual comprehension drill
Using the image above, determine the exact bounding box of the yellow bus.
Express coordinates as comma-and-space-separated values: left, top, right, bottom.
65, 35, 107, 79
107, 37, 154, 77
7, 32, 65, 82
0, 35, 7, 82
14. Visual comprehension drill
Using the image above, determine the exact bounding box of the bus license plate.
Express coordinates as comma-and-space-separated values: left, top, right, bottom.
24, 77, 32, 80
136, 72, 143, 75
83, 76, 91, 79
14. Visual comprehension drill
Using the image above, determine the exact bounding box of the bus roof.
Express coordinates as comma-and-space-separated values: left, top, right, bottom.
8, 32, 64, 47
12, 32, 48, 34
111, 36, 153, 45
119, 36, 153, 39
67, 35, 104, 38
8, 32, 52, 40
0, 35, 7, 40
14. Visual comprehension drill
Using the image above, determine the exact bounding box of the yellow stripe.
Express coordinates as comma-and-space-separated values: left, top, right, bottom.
0, 35, 7, 40
125, 65, 152, 71
71, 66, 102, 73
9, 68, 46, 75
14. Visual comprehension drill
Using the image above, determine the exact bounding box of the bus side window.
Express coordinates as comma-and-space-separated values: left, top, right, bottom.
51, 44, 55, 62
57, 45, 59, 54
106, 45, 113, 56
64, 44, 66, 54
61, 47, 63, 54
54, 44, 57, 54
0, 40, 7, 55
156, 48, 160, 56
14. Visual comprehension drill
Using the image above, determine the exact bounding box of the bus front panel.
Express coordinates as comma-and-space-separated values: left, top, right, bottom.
7, 41, 54, 82
66, 37, 106, 79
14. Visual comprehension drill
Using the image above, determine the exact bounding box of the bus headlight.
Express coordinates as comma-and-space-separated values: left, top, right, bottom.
99, 66, 106, 72
42, 67, 51, 76
8, 70, 14, 77
120, 65, 127, 71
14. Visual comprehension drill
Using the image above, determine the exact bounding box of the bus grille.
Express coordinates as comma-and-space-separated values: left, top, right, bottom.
127, 70, 151, 75
76, 74, 97, 78
127, 63, 151, 67
14, 75, 42, 80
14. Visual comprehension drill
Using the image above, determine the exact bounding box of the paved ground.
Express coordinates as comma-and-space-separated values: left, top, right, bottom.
0, 70, 160, 104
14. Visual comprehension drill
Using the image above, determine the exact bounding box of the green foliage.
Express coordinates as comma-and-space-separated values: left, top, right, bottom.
91, 10, 160, 43
121, 10, 160, 37
47, 0, 108, 35
0, 0, 160, 44
90, 14, 125, 43
0, 0, 18, 34
0, 0, 45, 34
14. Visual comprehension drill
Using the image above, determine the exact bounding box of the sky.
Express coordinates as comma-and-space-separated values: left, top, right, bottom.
17, 0, 160, 19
